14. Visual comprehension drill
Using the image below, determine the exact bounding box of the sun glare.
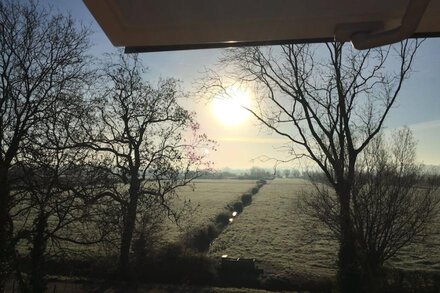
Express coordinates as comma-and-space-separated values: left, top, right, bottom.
211, 86, 252, 126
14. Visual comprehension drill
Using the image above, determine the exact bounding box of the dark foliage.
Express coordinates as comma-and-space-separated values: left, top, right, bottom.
183, 224, 219, 253
241, 193, 253, 206
215, 212, 231, 228
384, 269, 440, 293
250, 187, 259, 195
260, 274, 333, 293
231, 201, 243, 213
256, 179, 267, 187
129, 243, 219, 285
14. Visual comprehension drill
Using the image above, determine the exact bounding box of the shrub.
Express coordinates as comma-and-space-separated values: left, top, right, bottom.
156, 242, 185, 261
44, 256, 117, 279
184, 224, 219, 252
251, 186, 259, 194
175, 253, 219, 285
215, 212, 231, 227
232, 201, 243, 213
385, 269, 440, 293
150, 249, 219, 285
241, 193, 252, 206
257, 179, 267, 185
142, 243, 219, 285
256, 179, 267, 188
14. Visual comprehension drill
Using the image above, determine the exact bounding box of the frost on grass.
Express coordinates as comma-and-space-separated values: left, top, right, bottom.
209, 179, 440, 277
161, 179, 257, 243
209, 179, 338, 277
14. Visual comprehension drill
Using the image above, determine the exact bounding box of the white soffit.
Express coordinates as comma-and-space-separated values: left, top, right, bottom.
83, 0, 440, 52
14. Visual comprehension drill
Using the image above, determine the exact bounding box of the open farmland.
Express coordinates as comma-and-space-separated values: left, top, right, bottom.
13, 177, 439, 274
209, 179, 440, 278
12, 179, 257, 256
209, 178, 337, 277
389, 212, 440, 272
161, 179, 257, 243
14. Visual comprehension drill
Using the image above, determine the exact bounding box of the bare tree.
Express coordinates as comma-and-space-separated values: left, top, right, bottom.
81, 54, 214, 274
0, 1, 91, 288
352, 128, 439, 291
301, 127, 440, 292
13, 94, 110, 292
203, 41, 421, 292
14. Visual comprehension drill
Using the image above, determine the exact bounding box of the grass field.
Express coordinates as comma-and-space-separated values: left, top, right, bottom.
208, 178, 440, 278
208, 179, 337, 277
13, 179, 257, 256
390, 217, 440, 272
161, 179, 257, 243
13, 178, 440, 279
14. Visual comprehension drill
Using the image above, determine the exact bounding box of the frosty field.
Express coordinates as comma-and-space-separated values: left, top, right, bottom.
208, 179, 337, 277
161, 179, 257, 243
208, 179, 440, 277
13, 177, 440, 278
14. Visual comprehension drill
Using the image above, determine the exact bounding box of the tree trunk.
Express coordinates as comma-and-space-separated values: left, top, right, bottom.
362, 254, 385, 293
118, 176, 141, 276
337, 183, 361, 293
0, 164, 11, 290
30, 211, 48, 293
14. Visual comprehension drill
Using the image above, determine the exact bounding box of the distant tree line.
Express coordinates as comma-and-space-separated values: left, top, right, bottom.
200, 167, 304, 180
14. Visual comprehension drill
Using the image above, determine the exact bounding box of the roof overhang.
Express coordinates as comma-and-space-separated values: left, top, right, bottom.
83, 0, 440, 52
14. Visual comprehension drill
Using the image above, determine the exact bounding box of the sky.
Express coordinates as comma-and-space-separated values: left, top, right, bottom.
46, 0, 440, 169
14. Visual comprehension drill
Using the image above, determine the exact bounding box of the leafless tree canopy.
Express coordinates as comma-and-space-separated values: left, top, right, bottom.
353, 129, 439, 264
202, 41, 422, 292
205, 42, 420, 184
12, 93, 113, 291
0, 0, 91, 288
300, 128, 440, 291
0, 1, 215, 289
78, 53, 215, 273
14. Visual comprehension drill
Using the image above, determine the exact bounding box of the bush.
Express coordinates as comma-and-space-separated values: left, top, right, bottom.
241, 193, 252, 206
156, 242, 185, 261
251, 186, 259, 194
150, 249, 219, 285
44, 256, 118, 279
139, 243, 218, 285
232, 201, 243, 213
257, 179, 267, 185
184, 224, 219, 252
174, 253, 219, 285
256, 179, 267, 188
215, 212, 231, 227
384, 269, 440, 293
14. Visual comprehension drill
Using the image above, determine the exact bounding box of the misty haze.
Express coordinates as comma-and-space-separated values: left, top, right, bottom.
1, 1, 440, 293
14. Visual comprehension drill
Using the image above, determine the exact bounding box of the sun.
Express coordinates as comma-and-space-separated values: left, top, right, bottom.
211, 86, 252, 126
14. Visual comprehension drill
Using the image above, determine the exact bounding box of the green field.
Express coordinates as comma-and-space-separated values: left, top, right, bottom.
161, 179, 257, 243
13, 178, 440, 278
208, 179, 440, 278
208, 179, 337, 277
13, 179, 257, 256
